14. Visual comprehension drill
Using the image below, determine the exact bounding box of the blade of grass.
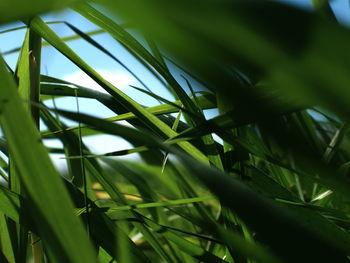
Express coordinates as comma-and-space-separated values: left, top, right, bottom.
0, 214, 15, 263
56, 106, 350, 262
30, 16, 208, 164
62, 22, 152, 93
137, 214, 228, 263
41, 91, 215, 138
0, 52, 96, 262
0, 0, 81, 24
10, 26, 42, 263
42, 107, 173, 263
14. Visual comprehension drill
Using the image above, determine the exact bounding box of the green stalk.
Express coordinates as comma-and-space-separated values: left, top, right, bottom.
28, 26, 43, 263
16, 24, 43, 263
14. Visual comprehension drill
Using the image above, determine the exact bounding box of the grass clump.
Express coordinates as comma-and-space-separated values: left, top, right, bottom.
0, 1, 350, 262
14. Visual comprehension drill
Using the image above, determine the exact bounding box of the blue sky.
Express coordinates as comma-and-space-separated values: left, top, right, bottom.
0, 8, 177, 167
279, 0, 350, 24
0, 0, 350, 168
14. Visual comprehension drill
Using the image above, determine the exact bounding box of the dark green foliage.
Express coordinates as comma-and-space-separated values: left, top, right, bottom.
0, 1, 349, 262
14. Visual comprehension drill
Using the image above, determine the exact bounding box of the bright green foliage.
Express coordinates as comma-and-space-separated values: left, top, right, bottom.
0, 1, 350, 263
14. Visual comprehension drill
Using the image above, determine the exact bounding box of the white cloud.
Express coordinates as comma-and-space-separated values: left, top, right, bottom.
49, 69, 140, 168
62, 70, 135, 93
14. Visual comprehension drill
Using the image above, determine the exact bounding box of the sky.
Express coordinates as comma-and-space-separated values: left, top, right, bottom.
0, 8, 175, 167
0, 0, 350, 169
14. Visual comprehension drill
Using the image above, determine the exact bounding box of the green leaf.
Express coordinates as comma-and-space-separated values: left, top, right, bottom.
0, 54, 96, 262
0, 0, 81, 24
10, 26, 42, 263
30, 16, 208, 164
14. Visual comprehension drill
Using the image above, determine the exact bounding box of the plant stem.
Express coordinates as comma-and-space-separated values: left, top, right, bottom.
31, 234, 42, 263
